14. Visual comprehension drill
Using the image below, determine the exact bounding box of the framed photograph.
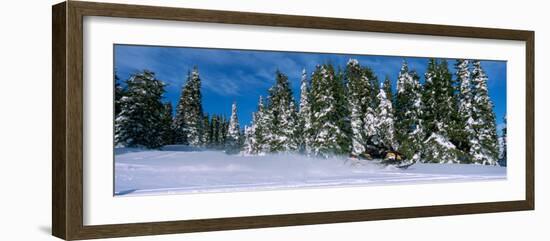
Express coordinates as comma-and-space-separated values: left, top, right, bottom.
52, 1, 534, 240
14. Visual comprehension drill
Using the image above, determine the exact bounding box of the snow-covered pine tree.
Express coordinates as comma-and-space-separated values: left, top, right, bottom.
454, 59, 476, 161
394, 61, 424, 162
241, 96, 272, 155
375, 85, 397, 151
225, 102, 242, 154
200, 114, 211, 145
160, 102, 175, 146
207, 115, 216, 147
382, 76, 393, 106
345, 59, 380, 157
115, 70, 166, 149
209, 115, 221, 148
422, 59, 458, 136
362, 68, 378, 152
498, 115, 507, 166
334, 66, 353, 153
470, 60, 499, 165
265, 70, 298, 152
173, 67, 204, 146
421, 59, 438, 135
421, 59, 463, 163
114, 73, 125, 117
242, 123, 254, 155
252, 96, 270, 154
346, 59, 368, 156
297, 69, 313, 154
219, 115, 229, 146
219, 115, 228, 148
366, 68, 380, 113
443, 60, 469, 161
309, 64, 351, 157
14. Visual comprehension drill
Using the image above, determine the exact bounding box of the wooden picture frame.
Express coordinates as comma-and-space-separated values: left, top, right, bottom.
52, 1, 534, 240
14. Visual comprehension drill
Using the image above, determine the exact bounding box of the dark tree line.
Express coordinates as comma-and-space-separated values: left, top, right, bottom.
115, 68, 234, 151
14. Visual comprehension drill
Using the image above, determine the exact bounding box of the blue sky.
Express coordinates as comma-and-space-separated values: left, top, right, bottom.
114, 44, 507, 134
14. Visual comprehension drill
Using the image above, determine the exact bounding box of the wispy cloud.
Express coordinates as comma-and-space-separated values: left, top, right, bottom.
114, 45, 507, 127
202, 76, 241, 96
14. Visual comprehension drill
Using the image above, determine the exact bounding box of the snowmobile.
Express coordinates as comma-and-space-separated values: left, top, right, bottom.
347, 135, 416, 169
364, 141, 415, 169
379, 150, 415, 169
348, 147, 414, 169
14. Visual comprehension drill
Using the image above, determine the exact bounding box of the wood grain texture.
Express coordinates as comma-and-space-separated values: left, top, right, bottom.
52, 2, 67, 240
525, 32, 535, 209
51, 1, 535, 240
66, 2, 85, 240
73, 201, 530, 240
71, 1, 533, 40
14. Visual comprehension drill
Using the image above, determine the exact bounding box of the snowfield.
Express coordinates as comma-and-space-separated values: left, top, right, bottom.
115, 146, 506, 196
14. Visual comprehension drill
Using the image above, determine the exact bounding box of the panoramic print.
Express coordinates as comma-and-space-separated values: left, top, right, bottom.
113, 45, 507, 196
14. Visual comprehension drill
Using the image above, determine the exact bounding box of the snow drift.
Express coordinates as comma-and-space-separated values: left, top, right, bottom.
115, 146, 506, 196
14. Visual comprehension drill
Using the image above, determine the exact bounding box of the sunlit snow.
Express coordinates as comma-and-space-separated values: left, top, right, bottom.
115, 145, 506, 196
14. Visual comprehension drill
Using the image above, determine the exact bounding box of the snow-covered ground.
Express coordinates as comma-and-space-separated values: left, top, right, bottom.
114, 146, 506, 196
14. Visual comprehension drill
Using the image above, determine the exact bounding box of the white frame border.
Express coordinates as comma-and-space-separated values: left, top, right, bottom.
83, 16, 526, 225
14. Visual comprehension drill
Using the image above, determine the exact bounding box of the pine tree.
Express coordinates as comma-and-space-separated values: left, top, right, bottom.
442, 60, 466, 160
454, 59, 476, 161
394, 61, 424, 161
225, 102, 241, 154
365, 67, 380, 112
209, 115, 222, 148
242, 96, 272, 155
242, 124, 254, 154
309, 64, 350, 157
219, 115, 229, 146
160, 102, 175, 146
382, 76, 393, 106
333, 66, 352, 154
422, 59, 457, 136
499, 116, 507, 166
173, 67, 204, 146
470, 60, 499, 165
375, 85, 397, 151
115, 70, 166, 149
207, 115, 215, 147
252, 96, 270, 154
363, 110, 378, 153
297, 69, 313, 154
200, 114, 211, 145
421, 59, 438, 135
421, 59, 463, 163
114, 73, 125, 117
345, 59, 381, 156
265, 70, 298, 152
346, 59, 368, 156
